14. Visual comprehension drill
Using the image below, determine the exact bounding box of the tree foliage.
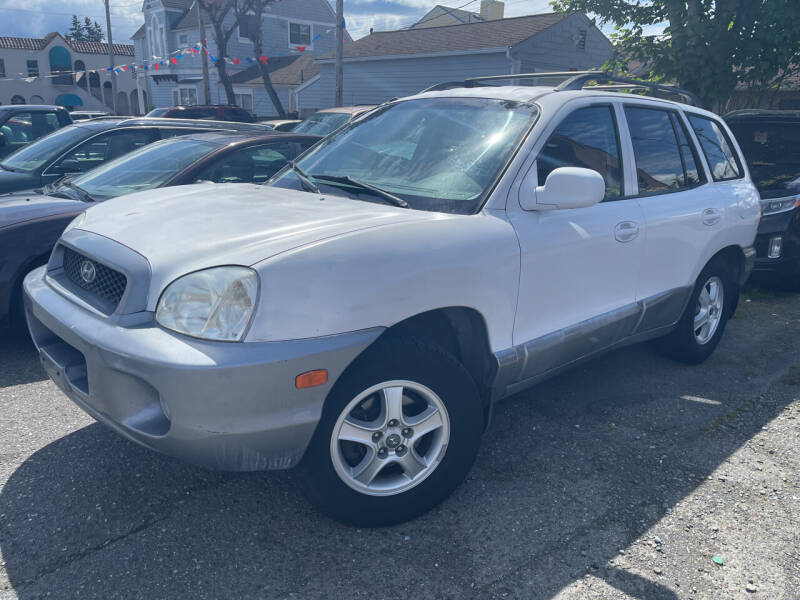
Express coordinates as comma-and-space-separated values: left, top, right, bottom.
551, 0, 800, 110
65, 14, 105, 42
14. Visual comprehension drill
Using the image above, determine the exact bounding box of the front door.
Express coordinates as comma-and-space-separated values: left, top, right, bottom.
509, 103, 644, 381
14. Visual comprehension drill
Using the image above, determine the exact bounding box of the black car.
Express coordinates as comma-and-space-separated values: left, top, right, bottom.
0, 105, 72, 158
725, 110, 800, 288
0, 117, 271, 195
0, 131, 319, 329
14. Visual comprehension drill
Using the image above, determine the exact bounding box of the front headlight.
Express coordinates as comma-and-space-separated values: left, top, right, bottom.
63, 212, 86, 234
156, 266, 259, 341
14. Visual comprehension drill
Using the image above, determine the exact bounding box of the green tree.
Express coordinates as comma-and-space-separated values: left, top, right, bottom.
66, 14, 86, 41
551, 0, 800, 110
83, 17, 105, 42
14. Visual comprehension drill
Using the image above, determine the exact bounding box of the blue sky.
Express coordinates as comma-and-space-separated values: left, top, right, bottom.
0, 0, 557, 43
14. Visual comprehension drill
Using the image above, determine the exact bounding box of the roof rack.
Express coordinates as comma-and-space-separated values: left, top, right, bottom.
422, 71, 703, 107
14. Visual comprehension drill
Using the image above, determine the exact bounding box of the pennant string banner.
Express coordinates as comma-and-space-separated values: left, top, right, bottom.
0, 19, 348, 82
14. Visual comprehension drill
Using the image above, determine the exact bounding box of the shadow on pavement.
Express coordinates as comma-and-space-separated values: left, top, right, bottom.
0, 326, 45, 388
1, 294, 798, 599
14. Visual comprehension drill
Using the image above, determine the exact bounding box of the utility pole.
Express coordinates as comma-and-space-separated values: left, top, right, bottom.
334, 0, 343, 106
104, 0, 118, 114
196, 0, 211, 104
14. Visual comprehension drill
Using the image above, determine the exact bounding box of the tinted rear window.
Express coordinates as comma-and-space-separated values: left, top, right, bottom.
688, 115, 742, 181
727, 120, 800, 197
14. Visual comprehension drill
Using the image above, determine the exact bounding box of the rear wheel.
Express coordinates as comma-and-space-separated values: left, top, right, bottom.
658, 259, 735, 364
299, 336, 484, 526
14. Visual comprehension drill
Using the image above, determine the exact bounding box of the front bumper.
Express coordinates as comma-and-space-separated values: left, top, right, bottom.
24, 266, 382, 471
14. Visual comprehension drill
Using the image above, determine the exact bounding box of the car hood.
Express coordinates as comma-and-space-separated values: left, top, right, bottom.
76, 183, 449, 284
0, 169, 39, 195
0, 190, 84, 229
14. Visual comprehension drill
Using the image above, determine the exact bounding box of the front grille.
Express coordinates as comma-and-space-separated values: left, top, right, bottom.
62, 247, 127, 309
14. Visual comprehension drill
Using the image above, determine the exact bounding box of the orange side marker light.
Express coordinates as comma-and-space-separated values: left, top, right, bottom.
295, 369, 328, 389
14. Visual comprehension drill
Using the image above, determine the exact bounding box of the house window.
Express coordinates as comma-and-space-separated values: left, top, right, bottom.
0, 59, 5, 78
179, 34, 188, 46
27, 60, 39, 77
172, 86, 198, 106
289, 22, 311, 47
575, 29, 587, 52
234, 89, 253, 111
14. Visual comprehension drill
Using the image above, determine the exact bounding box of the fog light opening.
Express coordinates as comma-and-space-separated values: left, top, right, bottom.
768, 236, 783, 259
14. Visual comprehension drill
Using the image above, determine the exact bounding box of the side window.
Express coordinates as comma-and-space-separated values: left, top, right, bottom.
671, 113, 704, 186
688, 115, 742, 181
537, 105, 623, 199
2, 112, 34, 143
195, 142, 305, 184
43, 113, 61, 132
56, 129, 156, 172
625, 106, 702, 195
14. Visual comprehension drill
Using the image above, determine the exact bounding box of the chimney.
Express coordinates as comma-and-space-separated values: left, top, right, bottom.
480, 0, 504, 20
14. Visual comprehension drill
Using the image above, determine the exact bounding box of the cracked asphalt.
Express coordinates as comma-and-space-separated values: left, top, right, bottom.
1, 285, 799, 600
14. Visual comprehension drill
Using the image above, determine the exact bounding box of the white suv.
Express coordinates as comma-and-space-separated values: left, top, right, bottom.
24, 74, 760, 526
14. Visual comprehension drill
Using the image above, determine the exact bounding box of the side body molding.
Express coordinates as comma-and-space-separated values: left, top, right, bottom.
492, 286, 693, 400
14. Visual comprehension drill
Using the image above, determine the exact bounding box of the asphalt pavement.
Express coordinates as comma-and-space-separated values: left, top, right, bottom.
0, 286, 798, 600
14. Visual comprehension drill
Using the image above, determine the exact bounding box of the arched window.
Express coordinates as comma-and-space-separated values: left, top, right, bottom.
74, 60, 87, 89
117, 91, 130, 115
49, 46, 72, 85
150, 15, 162, 58
11, 95, 25, 104
103, 81, 113, 109
30, 95, 45, 104
130, 90, 140, 115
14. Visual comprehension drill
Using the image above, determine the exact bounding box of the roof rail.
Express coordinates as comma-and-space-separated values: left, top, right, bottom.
422, 71, 703, 107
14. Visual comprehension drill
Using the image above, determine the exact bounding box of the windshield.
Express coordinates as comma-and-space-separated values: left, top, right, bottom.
270, 97, 538, 214
0, 124, 96, 173
146, 108, 169, 118
728, 120, 800, 198
68, 138, 216, 201
292, 112, 352, 136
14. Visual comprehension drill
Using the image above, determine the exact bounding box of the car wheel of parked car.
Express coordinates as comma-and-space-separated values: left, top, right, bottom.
299, 335, 484, 527
659, 259, 735, 365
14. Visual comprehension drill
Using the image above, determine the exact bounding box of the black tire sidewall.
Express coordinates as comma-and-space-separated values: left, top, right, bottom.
299, 336, 484, 527
670, 260, 735, 363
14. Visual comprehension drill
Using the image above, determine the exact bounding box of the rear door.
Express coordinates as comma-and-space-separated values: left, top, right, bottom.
621, 102, 722, 331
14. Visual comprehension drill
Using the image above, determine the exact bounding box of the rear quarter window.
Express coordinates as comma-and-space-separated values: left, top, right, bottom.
687, 114, 743, 181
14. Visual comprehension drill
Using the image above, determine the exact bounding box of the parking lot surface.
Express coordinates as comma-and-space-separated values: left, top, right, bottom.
1, 287, 798, 600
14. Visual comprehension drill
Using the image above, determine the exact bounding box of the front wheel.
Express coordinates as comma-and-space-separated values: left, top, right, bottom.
299, 336, 484, 527
658, 259, 735, 364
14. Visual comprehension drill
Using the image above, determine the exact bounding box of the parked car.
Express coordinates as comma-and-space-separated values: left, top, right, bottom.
24, 75, 760, 527
0, 117, 271, 194
69, 111, 110, 121
0, 131, 318, 330
0, 105, 71, 158
145, 105, 256, 123
260, 119, 301, 132
292, 106, 376, 136
725, 110, 800, 288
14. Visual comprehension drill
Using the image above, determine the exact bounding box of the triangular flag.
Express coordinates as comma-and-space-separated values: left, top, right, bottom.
259, 55, 268, 64
233, 57, 240, 65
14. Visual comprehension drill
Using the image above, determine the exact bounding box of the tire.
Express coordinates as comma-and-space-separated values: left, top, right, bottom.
658, 258, 735, 365
299, 335, 484, 527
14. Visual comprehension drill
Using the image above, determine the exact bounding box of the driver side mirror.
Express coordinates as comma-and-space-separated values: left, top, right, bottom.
521, 167, 606, 211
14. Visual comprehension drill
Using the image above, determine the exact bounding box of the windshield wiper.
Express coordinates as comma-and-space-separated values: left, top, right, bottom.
287, 161, 319, 193
64, 181, 94, 203
311, 174, 409, 208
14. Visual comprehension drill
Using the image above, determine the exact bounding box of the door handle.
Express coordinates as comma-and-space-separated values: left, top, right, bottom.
614, 221, 640, 243
702, 208, 722, 226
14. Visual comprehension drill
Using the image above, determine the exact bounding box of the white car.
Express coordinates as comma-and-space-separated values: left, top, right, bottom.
24, 74, 760, 526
